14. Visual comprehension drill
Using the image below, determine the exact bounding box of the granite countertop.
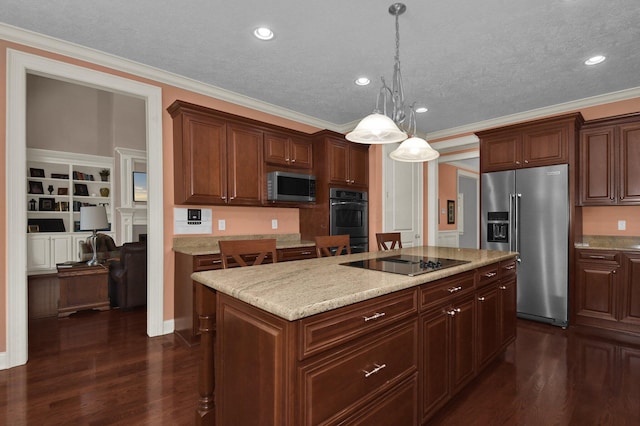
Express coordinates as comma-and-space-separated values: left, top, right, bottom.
575, 235, 640, 251
173, 233, 314, 255
191, 246, 517, 321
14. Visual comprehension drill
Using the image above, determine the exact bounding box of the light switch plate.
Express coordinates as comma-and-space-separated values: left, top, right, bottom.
272, 219, 278, 229
618, 220, 626, 231
218, 219, 226, 231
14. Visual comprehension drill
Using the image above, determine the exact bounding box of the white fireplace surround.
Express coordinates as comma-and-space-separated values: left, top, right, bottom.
115, 147, 147, 244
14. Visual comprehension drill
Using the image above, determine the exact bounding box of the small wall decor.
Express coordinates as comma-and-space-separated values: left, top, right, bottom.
30, 168, 45, 178
28, 181, 44, 194
447, 200, 456, 224
74, 183, 89, 196
39, 197, 55, 211
57, 187, 68, 195
27, 224, 39, 233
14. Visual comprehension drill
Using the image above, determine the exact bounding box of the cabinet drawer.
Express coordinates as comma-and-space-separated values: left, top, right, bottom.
299, 289, 418, 359
299, 321, 417, 426
476, 264, 500, 288
420, 271, 475, 310
500, 259, 517, 278
577, 250, 620, 264
193, 254, 222, 271
278, 246, 315, 262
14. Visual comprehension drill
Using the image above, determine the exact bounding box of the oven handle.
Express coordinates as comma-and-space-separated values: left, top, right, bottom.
331, 201, 367, 206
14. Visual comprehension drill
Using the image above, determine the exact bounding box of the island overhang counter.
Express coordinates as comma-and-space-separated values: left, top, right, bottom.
191, 246, 518, 425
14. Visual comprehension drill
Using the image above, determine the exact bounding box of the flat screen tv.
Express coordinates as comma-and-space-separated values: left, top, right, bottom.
133, 171, 147, 202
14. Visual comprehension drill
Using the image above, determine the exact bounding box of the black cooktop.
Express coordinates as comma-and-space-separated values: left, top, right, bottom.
340, 255, 470, 277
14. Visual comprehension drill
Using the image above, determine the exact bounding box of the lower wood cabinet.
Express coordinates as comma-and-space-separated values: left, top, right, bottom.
201, 258, 517, 425
575, 249, 640, 334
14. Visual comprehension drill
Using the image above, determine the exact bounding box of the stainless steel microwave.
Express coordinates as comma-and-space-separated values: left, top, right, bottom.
267, 171, 316, 202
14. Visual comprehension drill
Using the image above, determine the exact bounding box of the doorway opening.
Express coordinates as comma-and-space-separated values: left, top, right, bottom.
6, 49, 165, 368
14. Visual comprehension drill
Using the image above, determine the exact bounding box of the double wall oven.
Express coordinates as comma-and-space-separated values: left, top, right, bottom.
329, 188, 368, 253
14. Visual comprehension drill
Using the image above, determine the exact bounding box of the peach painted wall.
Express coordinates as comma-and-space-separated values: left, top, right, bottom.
438, 164, 458, 231
0, 40, 325, 354
583, 206, 640, 236
369, 145, 383, 251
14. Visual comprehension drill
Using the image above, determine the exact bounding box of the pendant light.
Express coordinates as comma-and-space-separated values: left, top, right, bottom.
346, 3, 411, 145
389, 106, 440, 162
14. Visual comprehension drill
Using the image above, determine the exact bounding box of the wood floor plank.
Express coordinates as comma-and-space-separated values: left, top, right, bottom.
1, 311, 639, 425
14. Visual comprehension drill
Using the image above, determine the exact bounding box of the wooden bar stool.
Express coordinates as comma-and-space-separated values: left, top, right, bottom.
314, 235, 351, 257
376, 232, 403, 251
218, 239, 278, 268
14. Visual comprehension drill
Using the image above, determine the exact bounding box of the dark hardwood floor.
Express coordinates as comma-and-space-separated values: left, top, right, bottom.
1, 311, 639, 425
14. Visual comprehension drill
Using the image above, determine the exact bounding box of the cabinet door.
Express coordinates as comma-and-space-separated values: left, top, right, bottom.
480, 131, 521, 172
450, 296, 476, 393
620, 253, 640, 329
498, 277, 517, 348
264, 132, 290, 166
522, 123, 568, 168
476, 286, 500, 369
328, 139, 350, 185
175, 112, 227, 204
227, 124, 264, 205
51, 235, 71, 265
420, 307, 450, 420
580, 126, 616, 205
575, 260, 619, 324
619, 123, 640, 204
27, 235, 51, 271
348, 144, 369, 188
289, 137, 313, 169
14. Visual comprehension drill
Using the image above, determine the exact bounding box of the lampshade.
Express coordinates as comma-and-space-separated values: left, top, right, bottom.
80, 205, 108, 231
389, 137, 440, 162
346, 113, 407, 144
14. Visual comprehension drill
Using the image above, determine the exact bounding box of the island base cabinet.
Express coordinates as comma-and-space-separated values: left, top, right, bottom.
216, 294, 295, 426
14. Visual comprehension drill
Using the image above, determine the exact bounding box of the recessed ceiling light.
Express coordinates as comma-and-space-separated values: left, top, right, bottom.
254, 27, 274, 41
585, 55, 606, 65
415, 106, 428, 113
355, 77, 371, 86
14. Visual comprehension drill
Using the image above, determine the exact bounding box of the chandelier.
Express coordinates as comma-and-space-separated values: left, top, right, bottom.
346, 3, 439, 162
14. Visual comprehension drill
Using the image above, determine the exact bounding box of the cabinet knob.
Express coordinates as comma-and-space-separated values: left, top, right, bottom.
291, 159, 296, 163
221, 196, 226, 200
447, 308, 461, 316
499, 285, 507, 290
524, 159, 529, 164
477, 297, 486, 301
515, 161, 521, 165
612, 269, 617, 274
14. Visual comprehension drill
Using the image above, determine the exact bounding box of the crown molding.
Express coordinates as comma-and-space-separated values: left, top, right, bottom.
0, 23, 338, 133
426, 86, 640, 140
3, 23, 640, 139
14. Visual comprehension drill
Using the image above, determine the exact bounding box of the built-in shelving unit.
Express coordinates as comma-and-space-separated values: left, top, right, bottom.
26, 148, 115, 274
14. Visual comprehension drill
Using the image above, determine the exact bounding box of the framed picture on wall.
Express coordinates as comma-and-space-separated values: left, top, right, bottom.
447, 200, 455, 224
39, 197, 55, 211
28, 181, 44, 194
30, 168, 45, 178
74, 183, 89, 196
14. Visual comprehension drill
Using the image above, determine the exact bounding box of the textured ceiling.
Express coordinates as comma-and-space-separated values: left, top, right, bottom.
2, 0, 639, 135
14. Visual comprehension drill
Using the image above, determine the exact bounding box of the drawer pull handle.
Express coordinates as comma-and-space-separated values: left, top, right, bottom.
478, 297, 486, 301
504, 265, 515, 270
484, 272, 497, 278
447, 286, 462, 293
499, 285, 507, 290
363, 312, 386, 322
212, 260, 222, 264
447, 308, 461, 316
363, 363, 387, 378
589, 255, 606, 259
301, 251, 312, 255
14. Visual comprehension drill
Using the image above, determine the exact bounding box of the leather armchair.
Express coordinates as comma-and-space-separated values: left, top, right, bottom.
108, 242, 147, 310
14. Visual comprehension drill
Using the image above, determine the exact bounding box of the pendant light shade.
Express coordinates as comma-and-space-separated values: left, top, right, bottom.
346, 112, 407, 144
389, 136, 440, 162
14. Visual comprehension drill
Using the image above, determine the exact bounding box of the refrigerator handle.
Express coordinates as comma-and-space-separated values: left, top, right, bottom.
515, 193, 522, 263
509, 193, 515, 252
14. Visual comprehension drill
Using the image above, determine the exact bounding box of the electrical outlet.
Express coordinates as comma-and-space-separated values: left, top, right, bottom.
271, 219, 278, 229
218, 219, 226, 231
618, 220, 626, 231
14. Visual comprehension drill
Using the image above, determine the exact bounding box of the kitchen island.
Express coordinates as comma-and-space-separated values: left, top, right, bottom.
191, 246, 517, 425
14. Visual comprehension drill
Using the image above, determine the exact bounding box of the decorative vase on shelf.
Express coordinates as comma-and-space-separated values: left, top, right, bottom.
100, 187, 110, 197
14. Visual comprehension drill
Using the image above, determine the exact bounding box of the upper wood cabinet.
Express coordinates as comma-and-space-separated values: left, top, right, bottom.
326, 137, 369, 188
579, 113, 640, 205
478, 113, 583, 173
264, 131, 313, 170
169, 100, 265, 205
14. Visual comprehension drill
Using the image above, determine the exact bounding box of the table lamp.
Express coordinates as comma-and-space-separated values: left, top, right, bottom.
80, 205, 109, 266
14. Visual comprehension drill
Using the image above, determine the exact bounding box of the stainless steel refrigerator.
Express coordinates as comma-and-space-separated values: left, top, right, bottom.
481, 164, 569, 327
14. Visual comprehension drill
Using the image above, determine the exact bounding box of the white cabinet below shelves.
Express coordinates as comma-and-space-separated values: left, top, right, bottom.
27, 234, 72, 273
